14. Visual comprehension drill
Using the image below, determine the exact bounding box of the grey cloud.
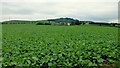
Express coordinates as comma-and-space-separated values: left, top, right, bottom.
1, 2, 118, 22
2, 2, 58, 15
3, 8, 35, 15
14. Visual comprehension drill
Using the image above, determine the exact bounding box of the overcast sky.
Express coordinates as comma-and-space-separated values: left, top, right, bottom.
1, 0, 119, 22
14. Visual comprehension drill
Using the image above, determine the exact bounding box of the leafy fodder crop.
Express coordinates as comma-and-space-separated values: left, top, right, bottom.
2, 24, 119, 67
0, 24, 2, 67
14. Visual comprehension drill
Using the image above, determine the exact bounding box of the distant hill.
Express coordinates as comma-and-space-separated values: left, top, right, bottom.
1, 20, 37, 24
1, 18, 94, 25
3, 20, 30, 22
47, 18, 79, 23
1, 18, 93, 25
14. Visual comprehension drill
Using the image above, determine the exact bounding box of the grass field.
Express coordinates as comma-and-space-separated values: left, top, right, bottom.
2, 24, 119, 67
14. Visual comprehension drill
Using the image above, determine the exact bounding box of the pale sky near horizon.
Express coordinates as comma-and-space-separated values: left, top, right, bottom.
1, 0, 119, 23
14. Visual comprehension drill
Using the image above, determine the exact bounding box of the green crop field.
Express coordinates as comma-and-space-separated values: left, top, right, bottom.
2, 24, 120, 67
0, 24, 2, 67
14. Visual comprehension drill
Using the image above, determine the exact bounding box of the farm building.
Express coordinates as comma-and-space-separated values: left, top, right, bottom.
51, 22, 71, 25
79, 21, 94, 25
